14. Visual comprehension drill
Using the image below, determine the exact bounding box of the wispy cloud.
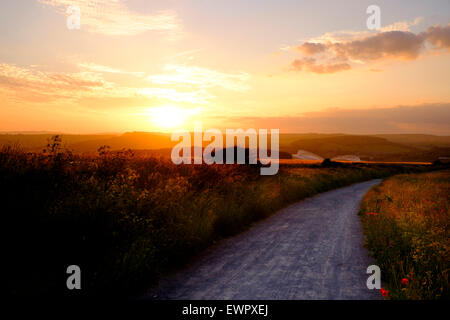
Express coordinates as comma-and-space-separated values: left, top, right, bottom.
0, 62, 226, 107
139, 88, 214, 105
380, 17, 424, 32
38, 0, 181, 36
291, 58, 350, 74
147, 64, 251, 92
78, 62, 145, 77
165, 49, 204, 61
292, 21, 450, 74
426, 24, 450, 50
0, 63, 107, 102
303, 17, 424, 44
0, 63, 149, 105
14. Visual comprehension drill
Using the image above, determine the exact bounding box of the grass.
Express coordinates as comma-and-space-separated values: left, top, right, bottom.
359, 170, 449, 299
1, 140, 432, 297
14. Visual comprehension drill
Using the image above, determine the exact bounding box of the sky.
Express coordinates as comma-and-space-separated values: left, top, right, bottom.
0, 0, 449, 134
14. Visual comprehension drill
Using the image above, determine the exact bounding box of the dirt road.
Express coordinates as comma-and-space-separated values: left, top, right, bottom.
147, 179, 382, 300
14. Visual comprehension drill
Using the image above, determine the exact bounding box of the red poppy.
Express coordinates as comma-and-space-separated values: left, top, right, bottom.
401, 278, 409, 285
380, 288, 389, 297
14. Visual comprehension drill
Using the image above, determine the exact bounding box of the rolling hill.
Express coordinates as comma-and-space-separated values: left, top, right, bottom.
284, 135, 417, 160
1, 132, 449, 161
0, 134, 117, 152
375, 134, 450, 149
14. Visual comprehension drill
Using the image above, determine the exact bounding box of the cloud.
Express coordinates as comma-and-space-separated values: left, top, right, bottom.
143, 64, 251, 104
37, 0, 180, 36
223, 103, 450, 135
0, 63, 152, 105
425, 24, 450, 49
292, 23, 450, 74
0, 63, 107, 102
330, 30, 426, 61
291, 58, 350, 74
380, 17, 424, 32
139, 88, 214, 104
0, 63, 223, 107
147, 64, 251, 92
296, 43, 326, 55
304, 17, 424, 44
77, 62, 145, 77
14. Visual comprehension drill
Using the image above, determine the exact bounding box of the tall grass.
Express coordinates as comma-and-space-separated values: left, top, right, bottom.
359, 171, 449, 299
1, 143, 427, 296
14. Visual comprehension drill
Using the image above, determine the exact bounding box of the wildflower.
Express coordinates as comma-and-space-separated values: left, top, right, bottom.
380, 288, 389, 297
401, 278, 409, 285
367, 212, 378, 216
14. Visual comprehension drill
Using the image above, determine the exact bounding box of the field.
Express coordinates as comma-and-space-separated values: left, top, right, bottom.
359, 171, 450, 299
1, 141, 435, 297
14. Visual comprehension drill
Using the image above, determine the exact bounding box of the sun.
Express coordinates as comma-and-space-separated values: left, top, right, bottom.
148, 106, 199, 130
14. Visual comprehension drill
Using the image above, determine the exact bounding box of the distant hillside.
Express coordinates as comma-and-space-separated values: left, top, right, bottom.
278, 133, 345, 148
1, 132, 448, 161
0, 134, 117, 152
382, 147, 450, 162
286, 135, 416, 160
41, 132, 305, 154
70, 132, 174, 152
375, 134, 450, 149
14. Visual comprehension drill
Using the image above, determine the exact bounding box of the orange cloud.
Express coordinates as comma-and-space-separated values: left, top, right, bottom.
330, 31, 425, 61
426, 24, 450, 49
0, 63, 151, 105
296, 43, 326, 55
302, 17, 424, 44
291, 58, 350, 74
0, 63, 107, 102
0, 62, 248, 108
292, 24, 450, 74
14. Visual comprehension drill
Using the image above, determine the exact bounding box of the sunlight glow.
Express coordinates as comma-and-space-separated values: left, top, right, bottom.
147, 106, 199, 130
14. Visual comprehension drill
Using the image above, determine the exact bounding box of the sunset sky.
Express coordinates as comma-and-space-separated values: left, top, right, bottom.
0, 0, 449, 134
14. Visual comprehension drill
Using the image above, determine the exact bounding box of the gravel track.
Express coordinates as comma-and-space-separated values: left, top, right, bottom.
147, 179, 382, 300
